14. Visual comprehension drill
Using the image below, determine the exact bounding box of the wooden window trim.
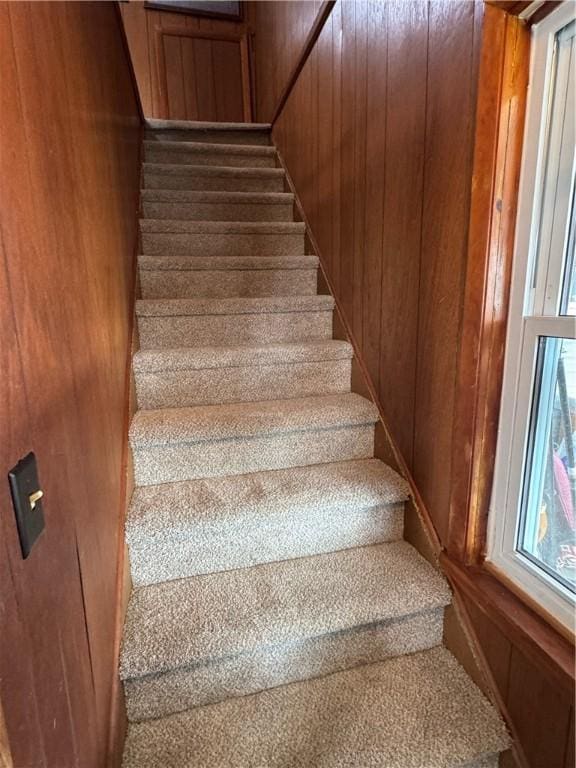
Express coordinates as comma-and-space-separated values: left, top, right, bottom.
441, 553, 575, 694
487, 1, 563, 25
449, 3, 530, 566
447, 1, 574, 672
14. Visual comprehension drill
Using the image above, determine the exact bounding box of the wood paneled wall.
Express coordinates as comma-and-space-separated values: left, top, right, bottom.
272, 0, 482, 545
120, 0, 253, 120
253, 2, 574, 765
463, 597, 575, 768
250, 0, 323, 122
0, 2, 141, 766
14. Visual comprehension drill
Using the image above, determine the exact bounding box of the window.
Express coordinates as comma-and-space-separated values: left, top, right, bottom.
488, 4, 576, 633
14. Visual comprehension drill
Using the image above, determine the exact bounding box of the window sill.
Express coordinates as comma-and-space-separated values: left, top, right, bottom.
439, 551, 575, 695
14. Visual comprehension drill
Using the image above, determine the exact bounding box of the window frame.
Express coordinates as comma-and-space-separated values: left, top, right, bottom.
487, 2, 576, 634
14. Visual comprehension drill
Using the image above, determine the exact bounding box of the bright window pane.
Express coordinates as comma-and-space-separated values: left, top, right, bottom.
517, 336, 576, 594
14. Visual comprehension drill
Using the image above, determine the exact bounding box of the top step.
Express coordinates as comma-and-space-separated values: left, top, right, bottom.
144, 141, 277, 169
145, 119, 272, 146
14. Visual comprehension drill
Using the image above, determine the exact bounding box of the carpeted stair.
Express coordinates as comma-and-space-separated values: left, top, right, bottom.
121, 119, 511, 766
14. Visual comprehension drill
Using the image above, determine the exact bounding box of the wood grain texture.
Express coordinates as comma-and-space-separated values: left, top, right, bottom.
250, 0, 323, 122
120, 0, 252, 120
271, 0, 481, 543
257, 2, 575, 765
449, 7, 530, 563
462, 593, 574, 768
0, 2, 141, 766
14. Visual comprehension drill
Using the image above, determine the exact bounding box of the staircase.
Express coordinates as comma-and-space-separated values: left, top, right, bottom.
120, 119, 510, 767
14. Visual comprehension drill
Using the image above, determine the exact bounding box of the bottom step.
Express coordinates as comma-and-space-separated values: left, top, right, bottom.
123, 646, 510, 768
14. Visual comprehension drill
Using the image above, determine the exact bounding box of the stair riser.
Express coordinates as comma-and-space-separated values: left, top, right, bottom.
128, 500, 403, 586
124, 608, 443, 721
137, 311, 333, 349
146, 130, 271, 145
142, 200, 293, 222
145, 148, 276, 168
141, 232, 305, 257
461, 758, 500, 768
131, 423, 375, 486
143, 172, 284, 193
139, 267, 317, 299
135, 358, 351, 409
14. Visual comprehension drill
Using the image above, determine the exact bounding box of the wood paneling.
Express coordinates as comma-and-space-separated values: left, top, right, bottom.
272, 0, 481, 543
462, 595, 575, 768
120, 0, 252, 120
0, 2, 141, 766
250, 0, 323, 122
255, 2, 575, 766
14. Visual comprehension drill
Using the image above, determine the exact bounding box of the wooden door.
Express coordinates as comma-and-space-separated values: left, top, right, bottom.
156, 26, 252, 121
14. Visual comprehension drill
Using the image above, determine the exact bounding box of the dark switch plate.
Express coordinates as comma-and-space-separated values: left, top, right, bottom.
8, 452, 45, 559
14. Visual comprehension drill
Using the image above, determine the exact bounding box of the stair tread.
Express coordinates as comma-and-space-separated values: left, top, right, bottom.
135, 294, 334, 317
146, 118, 271, 132
140, 219, 305, 234
133, 339, 352, 372
144, 140, 277, 156
141, 189, 293, 204
120, 541, 450, 679
137, 254, 317, 272
143, 163, 284, 178
122, 646, 509, 768
129, 392, 378, 448
127, 458, 408, 530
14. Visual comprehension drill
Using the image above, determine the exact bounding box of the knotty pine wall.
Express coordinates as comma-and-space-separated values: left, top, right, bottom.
0, 2, 141, 766
252, 2, 574, 766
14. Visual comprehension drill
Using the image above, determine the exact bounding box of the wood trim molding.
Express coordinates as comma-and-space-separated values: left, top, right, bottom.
158, 25, 247, 41
486, 1, 563, 24
448, 5, 530, 564
270, 0, 335, 126
441, 553, 575, 695
106, 129, 144, 768
115, 1, 146, 122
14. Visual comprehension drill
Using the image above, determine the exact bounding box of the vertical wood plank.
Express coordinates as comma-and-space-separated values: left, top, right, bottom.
379, 0, 428, 467
362, 0, 388, 392
181, 37, 199, 120
212, 39, 244, 121
414, 0, 478, 543
331, 4, 342, 297
339, 0, 356, 330
352, 2, 368, 349
506, 648, 573, 767
194, 38, 217, 120
163, 35, 186, 119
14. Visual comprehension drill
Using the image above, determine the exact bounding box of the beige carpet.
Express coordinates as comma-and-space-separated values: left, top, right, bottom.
121, 119, 511, 766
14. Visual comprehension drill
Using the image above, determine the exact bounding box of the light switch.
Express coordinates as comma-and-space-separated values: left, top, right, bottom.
8, 452, 45, 559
